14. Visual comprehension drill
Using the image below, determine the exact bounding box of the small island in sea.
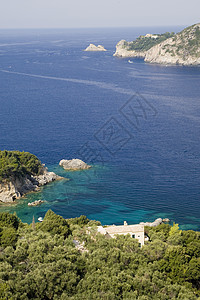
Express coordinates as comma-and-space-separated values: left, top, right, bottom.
59, 158, 91, 171
114, 23, 200, 66
0, 150, 62, 203
84, 43, 107, 51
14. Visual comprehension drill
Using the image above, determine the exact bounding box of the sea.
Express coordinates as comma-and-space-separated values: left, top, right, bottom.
0, 26, 200, 230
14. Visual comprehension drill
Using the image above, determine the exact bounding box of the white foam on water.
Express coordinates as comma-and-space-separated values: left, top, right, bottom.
0, 69, 135, 96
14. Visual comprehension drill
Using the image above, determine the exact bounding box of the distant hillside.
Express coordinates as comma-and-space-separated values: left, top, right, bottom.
114, 23, 200, 66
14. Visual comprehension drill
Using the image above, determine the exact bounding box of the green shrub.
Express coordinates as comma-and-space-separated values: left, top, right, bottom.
38, 210, 71, 238
0, 212, 20, 230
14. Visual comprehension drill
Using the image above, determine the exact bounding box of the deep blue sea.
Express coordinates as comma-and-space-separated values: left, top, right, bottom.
0, 27, 200, 230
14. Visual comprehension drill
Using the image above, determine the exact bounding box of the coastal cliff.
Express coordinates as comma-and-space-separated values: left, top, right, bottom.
113, 40, 146, 58
145, 23, 200, 65
0, 150, 62, 203
114, 23, 200, 66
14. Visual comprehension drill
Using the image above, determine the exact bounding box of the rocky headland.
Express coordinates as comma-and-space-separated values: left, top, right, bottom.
0, 150, 63, 203
84, 44, 107, 51
113, 40, 147, 58
114, 23, 200, 66
59, 159, 91, 171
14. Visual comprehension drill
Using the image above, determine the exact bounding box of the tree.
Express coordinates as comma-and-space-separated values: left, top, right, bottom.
38, 210, 70, 238
32, 216, 35, 231
0, 212, 20, 230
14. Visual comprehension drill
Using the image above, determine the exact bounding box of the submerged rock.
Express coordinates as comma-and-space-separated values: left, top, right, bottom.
59, 159, 91, 171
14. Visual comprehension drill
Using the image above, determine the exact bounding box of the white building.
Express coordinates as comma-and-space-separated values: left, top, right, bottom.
97, 221, 145, 247
145, 33, 159, 39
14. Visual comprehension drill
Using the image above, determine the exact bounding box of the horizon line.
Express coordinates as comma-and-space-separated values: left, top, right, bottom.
0, 24, 188, 31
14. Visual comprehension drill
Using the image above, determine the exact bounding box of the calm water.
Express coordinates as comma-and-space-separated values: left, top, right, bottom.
0, 27, 200, 230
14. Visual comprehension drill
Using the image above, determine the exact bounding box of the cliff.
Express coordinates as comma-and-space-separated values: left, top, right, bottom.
145, 23, 200, 65
113, 40, 146, 58
0, 150, 62, 203
114, 23, 200, 66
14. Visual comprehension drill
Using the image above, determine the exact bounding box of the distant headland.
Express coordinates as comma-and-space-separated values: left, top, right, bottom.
114, 23, 200, 66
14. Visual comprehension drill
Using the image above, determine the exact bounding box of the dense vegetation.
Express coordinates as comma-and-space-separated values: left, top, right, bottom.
0, 211, 199, 299
0, 150, 43, 182
126, 32, 174, 51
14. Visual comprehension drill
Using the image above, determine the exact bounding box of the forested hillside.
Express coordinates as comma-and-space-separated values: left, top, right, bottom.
0, 211, 199, 299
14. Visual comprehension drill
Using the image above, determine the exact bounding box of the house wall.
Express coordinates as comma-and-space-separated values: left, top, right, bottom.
108, 231, 144, 246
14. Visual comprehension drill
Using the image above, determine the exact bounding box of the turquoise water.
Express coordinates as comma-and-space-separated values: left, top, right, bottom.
0, 27, 200, 229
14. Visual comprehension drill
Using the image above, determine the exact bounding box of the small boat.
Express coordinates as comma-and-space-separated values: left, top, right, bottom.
38, 217, 43, 222
128, 60, 133, 64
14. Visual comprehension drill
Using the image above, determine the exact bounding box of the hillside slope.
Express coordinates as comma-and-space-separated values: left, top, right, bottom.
0, 211, 199, 299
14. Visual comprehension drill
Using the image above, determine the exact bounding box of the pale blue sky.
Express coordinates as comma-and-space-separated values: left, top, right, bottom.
0, 0, 199, 29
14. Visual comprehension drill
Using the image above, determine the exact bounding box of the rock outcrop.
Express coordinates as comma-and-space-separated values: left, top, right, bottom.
0, 166, 62, 203
114, 23, 200, 66
28, 200, 44, 207
59, 159, 91, 171
84, 44, 107, 52
140, 218, 170, 227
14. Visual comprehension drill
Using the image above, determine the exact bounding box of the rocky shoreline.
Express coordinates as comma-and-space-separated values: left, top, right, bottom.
0, 166, 63, 203
0, 157, 91, 203
140, 218, 170, 227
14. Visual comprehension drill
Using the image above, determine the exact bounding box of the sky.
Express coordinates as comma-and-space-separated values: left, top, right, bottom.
0, 0, 199, 29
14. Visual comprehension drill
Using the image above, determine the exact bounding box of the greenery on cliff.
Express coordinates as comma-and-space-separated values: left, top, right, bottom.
126, 32, 174, 51
0, 211, 200, 299
170, 24, 200, 58
0, 150, 43, 182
